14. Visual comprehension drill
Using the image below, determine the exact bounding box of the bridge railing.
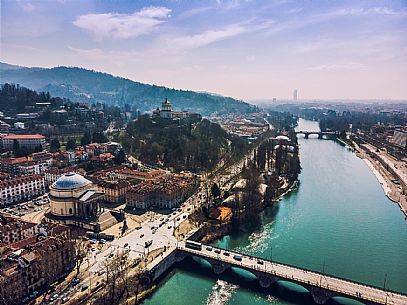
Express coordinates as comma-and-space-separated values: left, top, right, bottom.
179, 244, 407, 297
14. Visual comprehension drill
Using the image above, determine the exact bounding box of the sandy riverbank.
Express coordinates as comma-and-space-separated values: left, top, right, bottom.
362, 159, 392, 196
355, 147, 407, 218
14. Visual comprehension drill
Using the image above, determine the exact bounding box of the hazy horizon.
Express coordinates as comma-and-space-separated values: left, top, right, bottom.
1, 0, 407, 101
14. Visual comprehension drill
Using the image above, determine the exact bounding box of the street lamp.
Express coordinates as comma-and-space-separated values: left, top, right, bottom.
320, 260, 326, 286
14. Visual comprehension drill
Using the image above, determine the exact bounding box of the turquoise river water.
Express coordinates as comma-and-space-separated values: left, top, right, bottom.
142, 119, 407, 305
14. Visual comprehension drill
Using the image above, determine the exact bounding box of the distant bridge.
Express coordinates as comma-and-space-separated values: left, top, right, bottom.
148, 242, 407, 305
295, 130, 338, 139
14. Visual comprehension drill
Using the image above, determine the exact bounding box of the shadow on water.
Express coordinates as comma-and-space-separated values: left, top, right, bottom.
226, 187, 300, 242
152, 257, 316, 305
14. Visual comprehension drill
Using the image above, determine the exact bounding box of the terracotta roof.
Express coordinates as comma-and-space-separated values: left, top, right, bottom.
0, 157, 28, 165
2, 134, 45, 139
127, 175, 195, 197
0, 174, 43, 188
45, 166, 85, 175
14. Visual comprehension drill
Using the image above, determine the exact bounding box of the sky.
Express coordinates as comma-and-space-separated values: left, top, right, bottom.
1, 0, 407, 101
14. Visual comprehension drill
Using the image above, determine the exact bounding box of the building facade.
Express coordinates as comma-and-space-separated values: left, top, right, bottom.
0, 233, 75, 305
47, 172, 104, 231
152, 98, 201, 120
126, 174, 196, 209
0, 175, 46, 207
0, 213, 40, 245
1, 134, 46, 151
0, 157, 28, 176
95, 180, 132, 205
393, 129, 407, 149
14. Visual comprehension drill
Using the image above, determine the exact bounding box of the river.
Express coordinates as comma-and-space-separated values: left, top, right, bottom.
142, 118, 407, 305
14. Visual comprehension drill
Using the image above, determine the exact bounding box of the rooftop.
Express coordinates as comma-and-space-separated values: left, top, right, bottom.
52, 172, 92, 190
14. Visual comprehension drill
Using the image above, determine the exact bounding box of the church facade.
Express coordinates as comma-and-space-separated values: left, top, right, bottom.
46, 172, 106, 232
152, 98, 201, 120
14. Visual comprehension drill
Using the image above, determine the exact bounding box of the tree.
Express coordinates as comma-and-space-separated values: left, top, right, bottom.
98, 250, 130, 304
74, 238, 89, 278
12, 139, 20, 156
114, 149, 126, 165
211, 183, 221, 199
81, 132, 92, 146
66, 138, 77, 151
50, 138, 61, 152
92, 131, 108, 143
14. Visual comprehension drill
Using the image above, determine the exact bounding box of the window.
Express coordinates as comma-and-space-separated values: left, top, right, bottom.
69, 208, 73, 215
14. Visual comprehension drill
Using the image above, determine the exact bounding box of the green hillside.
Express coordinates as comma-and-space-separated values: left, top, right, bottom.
0, 63, 257, 115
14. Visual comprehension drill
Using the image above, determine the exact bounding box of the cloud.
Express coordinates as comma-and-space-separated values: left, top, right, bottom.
215, 0, 253, 10
168, 20, 274, 51
16, 0, 35, 12
336, 7, 407, 17
171, 24, 246, 49
73, 6, 171, 40
307, 62, 363, 71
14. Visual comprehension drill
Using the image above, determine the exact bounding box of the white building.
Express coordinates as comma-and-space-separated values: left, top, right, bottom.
0, 175, 46, 207
18, 161, 48, 175
14, 122, 25, 129
393, 129, 407, 149
152, 98, 201, 121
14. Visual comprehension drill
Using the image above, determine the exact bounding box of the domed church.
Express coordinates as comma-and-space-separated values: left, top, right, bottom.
47, 172, 106, 232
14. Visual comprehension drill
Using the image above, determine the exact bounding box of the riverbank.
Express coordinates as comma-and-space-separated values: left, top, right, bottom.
200, 179, 299, 244
353, 144, 407, 218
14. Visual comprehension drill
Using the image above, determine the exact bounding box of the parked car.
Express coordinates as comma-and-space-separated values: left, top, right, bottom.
71, 278, 81, 285
49, 293, 59, 301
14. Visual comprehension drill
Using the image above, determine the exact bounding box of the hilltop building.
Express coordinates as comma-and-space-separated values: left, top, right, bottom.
152, 98, 201, 120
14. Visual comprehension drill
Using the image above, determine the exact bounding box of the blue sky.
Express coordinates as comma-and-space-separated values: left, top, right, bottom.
1, 0, 407, 100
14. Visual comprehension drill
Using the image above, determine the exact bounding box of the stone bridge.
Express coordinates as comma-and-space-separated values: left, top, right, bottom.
296, 130, 338, 139
147, 242, 407, 305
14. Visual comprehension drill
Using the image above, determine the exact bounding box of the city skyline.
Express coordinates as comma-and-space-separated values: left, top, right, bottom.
1, 0, 407, 101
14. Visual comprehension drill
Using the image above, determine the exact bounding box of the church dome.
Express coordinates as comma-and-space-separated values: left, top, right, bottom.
276, 135, 290, 141
52, 172, 91, 190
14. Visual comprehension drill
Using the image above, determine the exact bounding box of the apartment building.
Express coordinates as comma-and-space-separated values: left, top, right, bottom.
0, 175, 46, 207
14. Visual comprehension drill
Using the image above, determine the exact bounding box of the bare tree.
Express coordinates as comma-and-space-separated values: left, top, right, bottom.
75, 238, 90, 278
95, 250, 130, 305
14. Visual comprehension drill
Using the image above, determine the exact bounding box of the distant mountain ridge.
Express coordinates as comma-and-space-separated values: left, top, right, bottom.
0, 62, 257, 115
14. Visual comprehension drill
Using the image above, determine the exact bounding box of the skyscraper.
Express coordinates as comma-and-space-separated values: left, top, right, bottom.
293, 89, 298, 101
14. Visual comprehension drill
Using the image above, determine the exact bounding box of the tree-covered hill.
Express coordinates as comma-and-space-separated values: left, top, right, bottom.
117, 115, 248, 172
0, 83, 66, 115
0, 62, 257, 116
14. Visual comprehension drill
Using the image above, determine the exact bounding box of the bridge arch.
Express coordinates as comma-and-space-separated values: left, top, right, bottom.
178, 246, 405, 305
